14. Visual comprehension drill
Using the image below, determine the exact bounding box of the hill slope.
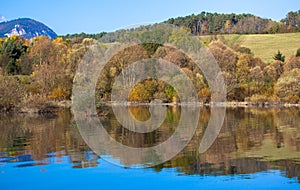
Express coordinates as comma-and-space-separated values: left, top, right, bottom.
202, 33, 300, 63
0, 18, 57, 39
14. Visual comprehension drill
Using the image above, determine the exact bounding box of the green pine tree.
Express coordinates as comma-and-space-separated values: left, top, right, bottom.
296, 48, 300, 57
273, 50, 285, 62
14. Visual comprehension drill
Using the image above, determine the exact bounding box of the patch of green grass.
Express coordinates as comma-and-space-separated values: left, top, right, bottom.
232, 33, 299, 63
228, 34, 242, 45
236, 33, 300, 63
199, 33, 300, 63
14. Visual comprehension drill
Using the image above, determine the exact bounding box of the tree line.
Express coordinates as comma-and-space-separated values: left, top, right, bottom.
0, 25, 300, 112
165, 10, 300, 35
60, 10, 300, 40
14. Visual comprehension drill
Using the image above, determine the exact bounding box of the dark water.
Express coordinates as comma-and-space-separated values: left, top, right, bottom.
0, 106, 300, 189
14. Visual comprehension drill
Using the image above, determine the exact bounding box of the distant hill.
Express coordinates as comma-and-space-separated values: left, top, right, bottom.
61, 10, 300, 41
164, 11, 300, 35
0, 15, 7, 23
0, 18, 57, 39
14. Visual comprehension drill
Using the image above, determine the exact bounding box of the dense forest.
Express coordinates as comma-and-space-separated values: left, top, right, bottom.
165, 10, 300, 35
1, 11, 300, 113
60, 10, 300, 40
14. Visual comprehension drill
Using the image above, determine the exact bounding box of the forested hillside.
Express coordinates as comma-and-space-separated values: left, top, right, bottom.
59, 10, 300, 41
165, 10, 300, 35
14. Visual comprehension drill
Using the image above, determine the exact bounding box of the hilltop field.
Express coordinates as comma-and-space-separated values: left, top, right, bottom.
199, 33, 300, 63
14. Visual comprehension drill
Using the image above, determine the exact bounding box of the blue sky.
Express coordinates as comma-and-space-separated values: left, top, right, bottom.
0, 0, 299, 35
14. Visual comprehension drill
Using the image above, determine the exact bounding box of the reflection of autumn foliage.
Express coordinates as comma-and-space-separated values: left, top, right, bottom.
101, 106, 177, 148
158, 107, 300, 180
129, 106, 151, 121
0, 110, 98, 168
0, 107, 299, 178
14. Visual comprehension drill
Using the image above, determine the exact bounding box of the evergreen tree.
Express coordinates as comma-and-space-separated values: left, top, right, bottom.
296, 48, 300, 57
0, 36, 27, 75
273, 50, 285, 62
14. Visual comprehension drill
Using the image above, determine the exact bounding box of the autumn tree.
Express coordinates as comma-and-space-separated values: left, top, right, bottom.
274, 68, 300, 102
208, 41, 238, 99
282, 11, 300, 32
208, 41, 238, 72
0, 54, 9, 75
96, 44, 149, 101
129, 79, 158, 102
0, 75, 25, 111
248, 66, 267, 96
30, 36, 58, 65
283, 56, 300, 73
30, 36, 71, 100
263, 60, 284, 81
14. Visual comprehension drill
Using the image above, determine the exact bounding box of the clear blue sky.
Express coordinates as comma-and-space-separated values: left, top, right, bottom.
0, 0, 299, 35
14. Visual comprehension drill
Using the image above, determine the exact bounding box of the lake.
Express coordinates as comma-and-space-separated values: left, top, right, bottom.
0, 106, 299, 189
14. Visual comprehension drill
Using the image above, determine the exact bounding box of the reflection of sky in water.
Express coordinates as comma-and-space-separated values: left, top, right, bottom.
0, 157, 299, 190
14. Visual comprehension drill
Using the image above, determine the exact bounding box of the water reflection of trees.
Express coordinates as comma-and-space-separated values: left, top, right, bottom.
102, 106, 180, 148
0, 110, 97, 168
0, 107, 299, 181
164, 107, 300, 182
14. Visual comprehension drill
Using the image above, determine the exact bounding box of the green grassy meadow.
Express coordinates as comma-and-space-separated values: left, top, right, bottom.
199, 33, 300, 63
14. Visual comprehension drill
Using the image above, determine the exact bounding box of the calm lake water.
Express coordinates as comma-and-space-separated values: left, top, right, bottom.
0, 106, 300, 189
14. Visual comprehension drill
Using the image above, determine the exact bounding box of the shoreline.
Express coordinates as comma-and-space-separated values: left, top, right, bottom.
1, 100, 300, 116
104, 101, 300, 108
